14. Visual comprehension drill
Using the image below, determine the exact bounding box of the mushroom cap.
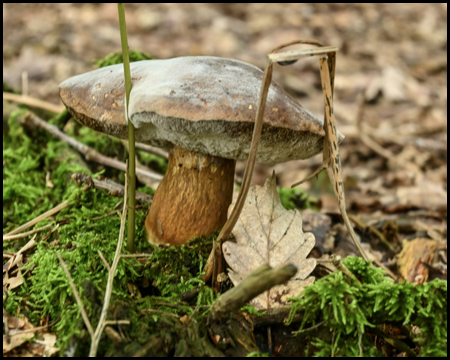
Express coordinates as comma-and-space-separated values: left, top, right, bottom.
59, 56, 343, 164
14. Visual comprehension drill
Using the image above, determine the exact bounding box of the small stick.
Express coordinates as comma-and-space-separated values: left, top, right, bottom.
71, 173, 153, 203
245, 305, 302, 326
22, 112, 162, 182
349, 214, 394, 251
133, 142, 168, 159
4, 201, 69, 237
57, 253, 95, 338
292, 320, 326, 335
318, 56, 368, 261
89, 160, 129, 356
97, 250, 111, 272
58, 163, 130, 357
140, 309, 181, 318
104, 320, 130, 326
4, 235, 37, 273
3, 223, 53, 241
120, 253, 152, 258
284, 42, 369, 261
89, 211, 118, 221
2, 92, 64, 113
118, 2, 136, 254
210, 263, 297, 321
331, 254, 362, 285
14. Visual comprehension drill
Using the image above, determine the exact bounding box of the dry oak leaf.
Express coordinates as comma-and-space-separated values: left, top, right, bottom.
223, 173, 316, 310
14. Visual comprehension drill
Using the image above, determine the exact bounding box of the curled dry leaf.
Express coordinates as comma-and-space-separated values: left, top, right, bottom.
223, 172, 316, 310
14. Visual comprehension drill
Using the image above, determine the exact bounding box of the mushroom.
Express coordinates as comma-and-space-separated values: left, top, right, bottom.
59, 56, 344, 246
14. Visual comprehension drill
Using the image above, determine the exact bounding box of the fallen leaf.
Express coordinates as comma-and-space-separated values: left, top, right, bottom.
223, 173, 316, 310
127, 283, 142, 299
3, 329, 35, 354
397, 238, 438, 284
3, 308, 38, 354
6, 315, 26, 330
33, 333, 60, 357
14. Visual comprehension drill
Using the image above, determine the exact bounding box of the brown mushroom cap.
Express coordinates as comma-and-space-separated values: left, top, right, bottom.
59, 56, 343, 165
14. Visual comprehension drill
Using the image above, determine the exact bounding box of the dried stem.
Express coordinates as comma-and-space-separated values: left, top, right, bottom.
3, 223, 53, 241
292, 320, 326, 335
330, 254, 362, 285
210, 263, 297, 321
89, 161, 130, 356
118, 3, 136, 253
133, 142, 168, 159
58, 163, 130, 356
3, 92, 64, 113
71, 173, 153, 203
97, 250, 111, 272
57, 253, 95, 338
4, 201, 68, 237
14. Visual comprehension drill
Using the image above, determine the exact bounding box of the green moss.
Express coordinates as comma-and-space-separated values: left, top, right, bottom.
94, 50, 155, 68
278, 186, 318, 211
287, 256, 447, 357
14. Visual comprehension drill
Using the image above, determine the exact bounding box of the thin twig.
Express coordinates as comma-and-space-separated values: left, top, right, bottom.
71, 173, 153, 203
4, 235, 37, 273
349, 214, 394, 251
118, 3, 136, 254
4, 201, 69, 237
134, 142, 168, 159
104, 320, 130, 326
292, 320, 326, 335
22, 112, 163, 182
97, 250, 111, 272
120, 253, 152, 258
331, 254, 362, 285
89, 161, 129, 357
40, 223, 60, 243
90, 211, 118, 222
140, 309, 181, 318
57, 253, 94, 338
3, 92, 64, 113
3, 223, 53, 241
288, 44, 369, 261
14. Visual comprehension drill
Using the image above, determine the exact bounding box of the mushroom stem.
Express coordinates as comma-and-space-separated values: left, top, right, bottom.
145, 145, 235, 246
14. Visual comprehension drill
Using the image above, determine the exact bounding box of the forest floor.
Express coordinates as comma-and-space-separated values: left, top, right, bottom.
3, 3, 447, 357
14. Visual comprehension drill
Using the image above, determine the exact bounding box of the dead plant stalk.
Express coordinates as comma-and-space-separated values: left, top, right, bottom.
58, 161, 130, 357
